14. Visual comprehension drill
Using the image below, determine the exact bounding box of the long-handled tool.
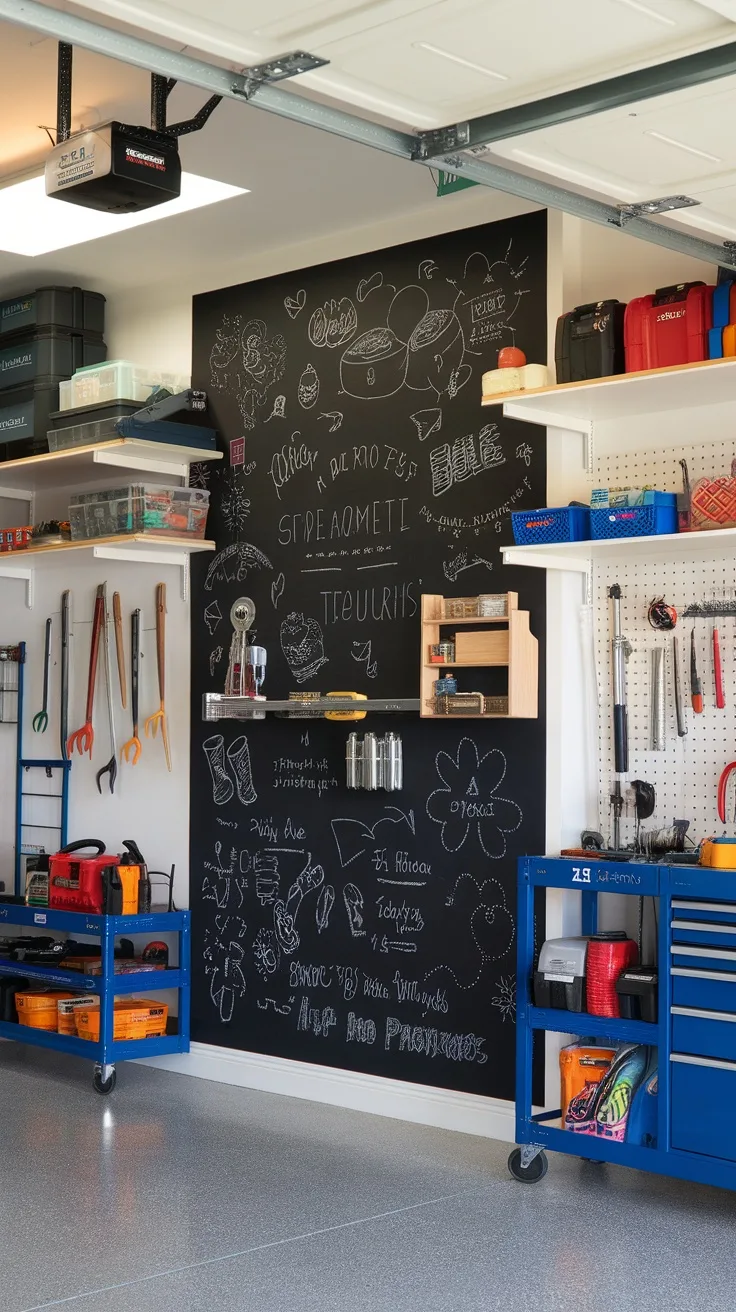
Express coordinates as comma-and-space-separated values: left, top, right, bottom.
32, 618, 52, 733
67, 584, 104, 759
672, 636, 687, 737
145, 582, 171, 771
690, 627, 703, 713
113, 591, 126, 710
60, 591, 71, 760
121, 609, 142, 766
609, 584, 630, 852
714, 626, 726, 709
96, 586, 118, 794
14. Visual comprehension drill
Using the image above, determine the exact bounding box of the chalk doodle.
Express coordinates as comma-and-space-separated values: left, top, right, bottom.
189, 462, 211, 490
280, 612, 328, 683
456, 245, 530, 350
426, 739, 522, 858
308, 298, 358, 349
204, 914, 247, 1022
491, 975, 516, 1022
220, 470, 251, 537
272, 856, 325, 955
319, 411, 343, 432
204, 600, 222, 635
430, 424, 505, 497
426, 873, 515, 992
209, 313, 241, 383
204, 542, 273, 591
442, 550, 493, 583
265, 394, 287, 422
340, 284, 471, 403
271, 572, 286, 609
203, 734, 234, 806
253, 928, 280, 978
284, 289, 306, 319
516, 441, 533, 466
356, 271, 383, 302
343, 883, 366, 937
331, 807, 415, 868
418, 259, 438, 280
242, 318, 286, 394
254, 852, 280, 905
298, 363, 320, 409
352, 639, 378, 679
410, 407, 442, 442
316, 884, 335, 933
257, 996, 295, 1015
209, 646, 224, 678
228, 736, 257, 806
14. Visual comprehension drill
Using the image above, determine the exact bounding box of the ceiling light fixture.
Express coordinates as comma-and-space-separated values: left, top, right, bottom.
414, 43, 509, 81
0, 172, 247, 257
644, 131, 722, 163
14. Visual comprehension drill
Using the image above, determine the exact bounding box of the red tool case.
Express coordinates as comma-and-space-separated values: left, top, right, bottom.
49, 839, 118, 913
625, 282, 714, 372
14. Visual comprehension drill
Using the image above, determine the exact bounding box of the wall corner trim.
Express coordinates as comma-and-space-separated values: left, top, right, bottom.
136, 1042, 516, 1141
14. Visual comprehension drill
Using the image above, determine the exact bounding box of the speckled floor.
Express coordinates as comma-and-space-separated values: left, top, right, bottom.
1, 1046, 734, 1312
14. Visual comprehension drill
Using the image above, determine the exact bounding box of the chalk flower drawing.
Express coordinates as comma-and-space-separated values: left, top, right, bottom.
426, 738, 522, 857
491, 974, 516, 1022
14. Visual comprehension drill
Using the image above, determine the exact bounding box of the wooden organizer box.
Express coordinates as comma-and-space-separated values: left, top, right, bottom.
420, 592, 538, 719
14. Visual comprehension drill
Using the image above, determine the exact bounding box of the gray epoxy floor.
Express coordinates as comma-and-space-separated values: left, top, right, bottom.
1, 1050, 735, 1312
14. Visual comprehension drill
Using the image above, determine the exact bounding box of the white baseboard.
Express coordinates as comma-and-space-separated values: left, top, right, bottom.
137, 1043, 516, 1141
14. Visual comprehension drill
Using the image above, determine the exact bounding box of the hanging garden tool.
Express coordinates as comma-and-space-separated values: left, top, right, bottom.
95, 585, 118, 795
672, 636, 687, 738
60, 591, 71, 760
67, 584, 104, 759
690, 627, 703, 713
113, 591, 127, 711
714, 626, 726, 709
32, 618, 52, 733
145, 583, 172, 771
121, 609, 142, 766
609, 584, 631, 852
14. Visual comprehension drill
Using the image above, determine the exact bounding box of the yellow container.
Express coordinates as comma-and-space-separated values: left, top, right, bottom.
16, 991, 76, 1032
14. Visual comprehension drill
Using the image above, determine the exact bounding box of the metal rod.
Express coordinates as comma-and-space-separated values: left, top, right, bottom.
56, 40, 72, 144
609, 584, 629, 851
650, 647, 665, 751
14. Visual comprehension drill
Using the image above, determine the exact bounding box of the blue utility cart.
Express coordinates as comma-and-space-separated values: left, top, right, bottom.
513, 856, 736, 1192
0, 903, 190, 1093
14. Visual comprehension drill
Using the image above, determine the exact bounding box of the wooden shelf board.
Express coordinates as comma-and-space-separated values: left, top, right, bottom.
481, 357, 736, 430
422, 615, 511, 625
423, 661, 509, 668
0, 439, 222, 492
0, 534, 216, 569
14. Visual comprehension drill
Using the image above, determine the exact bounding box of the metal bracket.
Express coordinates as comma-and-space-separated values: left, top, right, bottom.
181, 555, 190, 603
612, 195, 700, 227
232, 50, 329, 101
412, 122, 470, 161
722, 241, 736, 267
520, 1143, 544, 1169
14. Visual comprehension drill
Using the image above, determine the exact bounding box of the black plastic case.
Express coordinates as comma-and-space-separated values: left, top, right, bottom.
555, 300, 626, 383
0, 380, 62, 459
0, 329, 106, 392
0, 286, 105, 340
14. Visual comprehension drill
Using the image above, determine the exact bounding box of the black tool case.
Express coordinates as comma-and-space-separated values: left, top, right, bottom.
0, 380, 64, 460
555, 300, 626, 383
0, 328, 106, 392
0, 286, 105, 340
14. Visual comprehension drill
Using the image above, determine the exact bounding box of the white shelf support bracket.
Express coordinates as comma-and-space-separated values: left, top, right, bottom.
93, 449, 189, 482
92, 546, 190, 569
584, 563, 593, 608
503, 400, 590, 434
0, 564, 34, 607
180, 555, 190, 602
584, 420, 594, 474
0, 485, 34, 502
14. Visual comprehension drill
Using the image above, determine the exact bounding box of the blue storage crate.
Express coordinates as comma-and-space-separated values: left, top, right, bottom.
590, 493, 677, 540
512, 505, 590, 546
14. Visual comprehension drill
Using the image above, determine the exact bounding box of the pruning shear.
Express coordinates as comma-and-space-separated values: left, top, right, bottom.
717, 762, 736, 824
32, 618, 52, 733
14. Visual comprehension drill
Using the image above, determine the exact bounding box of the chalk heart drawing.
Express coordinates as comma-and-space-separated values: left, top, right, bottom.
426, 739, 522, 858
284, 289, 306, 319
426, 873, 515, 991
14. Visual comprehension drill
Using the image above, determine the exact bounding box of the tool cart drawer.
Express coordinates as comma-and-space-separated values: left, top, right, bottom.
671, 944, 736, 973
671, 1055, 736, 1161
672, 968, 736, 1012
672, 900, 736, 925
672, 1006, 736, 1061
672, 921, 736, 950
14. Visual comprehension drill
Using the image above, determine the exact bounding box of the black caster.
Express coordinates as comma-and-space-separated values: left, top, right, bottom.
508, 1147, 548, 1183
93, 1066, 116, 1095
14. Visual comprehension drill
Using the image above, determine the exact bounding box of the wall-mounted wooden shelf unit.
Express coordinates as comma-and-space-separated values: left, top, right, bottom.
420, 593, 538, 720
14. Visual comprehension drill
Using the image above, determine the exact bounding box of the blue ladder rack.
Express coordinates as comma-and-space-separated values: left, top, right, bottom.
13, 642, 70, 895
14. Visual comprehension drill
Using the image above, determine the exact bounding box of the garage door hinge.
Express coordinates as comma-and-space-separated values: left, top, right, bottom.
232, 50, 329, 101
412, 122, 470, 160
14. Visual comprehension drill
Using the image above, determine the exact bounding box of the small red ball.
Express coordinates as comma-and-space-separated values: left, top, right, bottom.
498, 346, 526, 368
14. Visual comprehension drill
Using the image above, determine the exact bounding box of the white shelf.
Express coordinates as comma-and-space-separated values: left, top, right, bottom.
481, 358, 736, 433
0, 535, 215, 607
501, 527, 736, 574
0, 439, 222, 496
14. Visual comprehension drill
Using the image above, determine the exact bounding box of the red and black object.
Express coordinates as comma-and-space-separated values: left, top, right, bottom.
555, 300, 626, 383
625, 282, 714, 372
587, 935, 639, 1018
48, 839, 119, 914
690, 628, 703, 714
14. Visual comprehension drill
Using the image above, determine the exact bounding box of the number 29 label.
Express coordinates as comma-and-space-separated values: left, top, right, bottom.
572, 866, 591, 884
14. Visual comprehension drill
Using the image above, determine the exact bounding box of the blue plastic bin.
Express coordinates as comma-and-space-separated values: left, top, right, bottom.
512, 505, 590, 546
590, 493, 677, 540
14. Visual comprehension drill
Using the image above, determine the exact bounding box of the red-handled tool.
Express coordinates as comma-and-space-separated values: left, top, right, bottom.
67, 584, 105, 759
714, 627, 726, 709
718, 762, 736, 824
690, 627, 703, 714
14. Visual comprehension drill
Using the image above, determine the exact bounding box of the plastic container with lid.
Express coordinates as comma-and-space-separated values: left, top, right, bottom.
74, 998, 168, 1041
59, 360, 191, 410
0, 286, 105, 340
0, 329, 106, 393
69, 483, 210, 540
0, 380, 61, 452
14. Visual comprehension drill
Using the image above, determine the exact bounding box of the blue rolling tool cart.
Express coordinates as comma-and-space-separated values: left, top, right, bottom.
513, 856, 736, 1192
0, 903, 190, 1093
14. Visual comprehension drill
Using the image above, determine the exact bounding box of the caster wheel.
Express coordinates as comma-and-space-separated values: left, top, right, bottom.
508, 1147, 548, 1183
93, 1069, 116, 1095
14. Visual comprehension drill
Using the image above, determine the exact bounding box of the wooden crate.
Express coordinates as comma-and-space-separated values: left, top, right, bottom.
419, 592, 537, 719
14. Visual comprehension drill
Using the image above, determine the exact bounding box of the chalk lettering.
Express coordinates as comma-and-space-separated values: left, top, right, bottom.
346, 1012, 377, 1044
377, 896, 425, 934
290, 961, 332, 990
320, 581, 418, 625
336, 965, 359, 1001
385, 1017, 487, 1064
297, 995, 337, 1037
278, 498, 409, 546
393, 973, 449, 1016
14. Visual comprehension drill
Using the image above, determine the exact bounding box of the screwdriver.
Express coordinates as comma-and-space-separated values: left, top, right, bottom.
690, 627, 703, 714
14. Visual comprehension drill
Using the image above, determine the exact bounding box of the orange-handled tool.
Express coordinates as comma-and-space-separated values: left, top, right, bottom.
144, 582, 171, 771
714, 627, 726, 709
690, 627, 703, 714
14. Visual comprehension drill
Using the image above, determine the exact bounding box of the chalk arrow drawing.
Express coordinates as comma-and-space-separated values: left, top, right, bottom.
331, 807, 415, 868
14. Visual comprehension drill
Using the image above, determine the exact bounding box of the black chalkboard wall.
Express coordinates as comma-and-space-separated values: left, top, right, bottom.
189, 210, 547, 1101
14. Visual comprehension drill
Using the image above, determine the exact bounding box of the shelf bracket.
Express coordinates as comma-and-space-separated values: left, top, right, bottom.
0, 564, 33, 607
0, 484, 34, 502
503, 400, 591, 434
92, 450, 190, 482
180, 554, 190, 602
501, 547, 590, 574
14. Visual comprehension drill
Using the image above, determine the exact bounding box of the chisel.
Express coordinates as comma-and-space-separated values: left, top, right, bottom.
690, 627, 703, 714
672, 637, 687, 737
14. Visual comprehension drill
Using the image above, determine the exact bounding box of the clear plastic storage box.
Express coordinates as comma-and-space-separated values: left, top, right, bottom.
69, 484, 210, 540
48, 413, 135, 451
59, 360, 191, 410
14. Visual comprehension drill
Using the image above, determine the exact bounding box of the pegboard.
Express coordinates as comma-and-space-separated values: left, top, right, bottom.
593, 437, 736, 848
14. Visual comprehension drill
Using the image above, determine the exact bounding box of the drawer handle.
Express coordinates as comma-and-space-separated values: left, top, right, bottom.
673, 900, 736, 915
672, 967, 736, 983
672, 920, 736, 934
671, 945, 736, 961
671, 1053, 736, 1072
671, 1005, 736, 1023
